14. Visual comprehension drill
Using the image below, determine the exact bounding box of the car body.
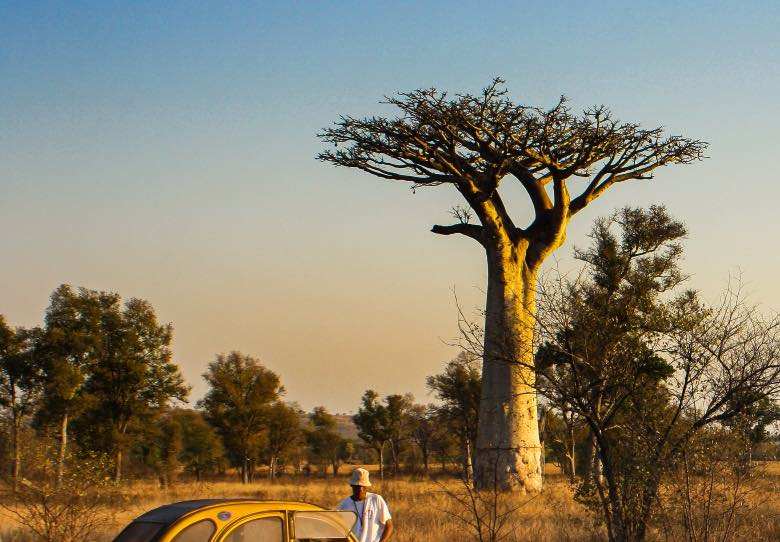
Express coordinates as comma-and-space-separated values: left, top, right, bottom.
113, 499, 358, 542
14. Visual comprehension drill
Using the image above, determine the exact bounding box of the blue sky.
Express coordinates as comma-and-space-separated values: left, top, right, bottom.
2, 1, 779, 412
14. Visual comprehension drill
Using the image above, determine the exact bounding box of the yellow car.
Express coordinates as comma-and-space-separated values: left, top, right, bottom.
113, 499, 358, 542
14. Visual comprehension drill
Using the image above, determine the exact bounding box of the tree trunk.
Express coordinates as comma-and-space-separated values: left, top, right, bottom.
422, 445, 430, 476
114, 449, 123, 483
56, 412, 68, 488
11, 414, 21, 492
474, 245, 543, 491
390, 442, 399, 476
242, 456, 249, 484
567, 422, 576, 484
378, 444, 385, 480
580, 432, 603, 488
462, 437, 474, 484
114, 422, 129, 483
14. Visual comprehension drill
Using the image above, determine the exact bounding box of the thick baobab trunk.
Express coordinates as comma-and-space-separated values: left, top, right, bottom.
474, 245, 543, 492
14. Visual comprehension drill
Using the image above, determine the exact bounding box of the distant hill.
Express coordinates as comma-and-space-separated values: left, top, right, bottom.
332, 414, 359, 441
300, 412, 359, 441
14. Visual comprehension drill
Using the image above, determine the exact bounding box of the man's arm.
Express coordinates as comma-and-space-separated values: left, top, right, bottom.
378, 519, 393, 542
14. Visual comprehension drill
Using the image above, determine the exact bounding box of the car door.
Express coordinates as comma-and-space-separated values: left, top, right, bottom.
216, 512, 287, 542
289, 510, 357, 542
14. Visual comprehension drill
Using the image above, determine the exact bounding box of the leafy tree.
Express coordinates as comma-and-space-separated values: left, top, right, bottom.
307, 406, 349, 476
173, 409, 224, 481
353, 390, 391, 479
0, 316, 40, 490
138, 411, 182, 488
384, 393, 414, 475
407, 404, 441, 475
199, 351, 282, 484
427, 352, 481, 481
74, 294, 189, 482
407, 403, 459, 476
264, 401, 304, 480
34, 285, 109, 486
535, 207, 780, 542
722, 393, 780, 465
319, 79, 706, 490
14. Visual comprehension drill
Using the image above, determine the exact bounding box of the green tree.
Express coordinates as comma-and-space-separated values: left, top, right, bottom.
407, 403, 445, 476
199, 351, 282, 484
34, 285, 109, 486
265, 401, 304, 480
427, 352, 481, 482
722, 393, 780, 465
319, 80, 706, 491
0, 316, 40, 490
384, 393, 414, 476
307, 406, 349, 476
535, 207, 780, 542
173, 409, 224, 481
75, 294, 189, 482
138, 411, 182, 488
353, 390, 391, 479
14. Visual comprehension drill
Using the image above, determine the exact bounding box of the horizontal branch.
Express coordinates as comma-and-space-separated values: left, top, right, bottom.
431, 223, 485, 244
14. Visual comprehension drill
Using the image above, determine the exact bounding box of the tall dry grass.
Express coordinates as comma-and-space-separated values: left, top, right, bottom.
1, 464, 778, 541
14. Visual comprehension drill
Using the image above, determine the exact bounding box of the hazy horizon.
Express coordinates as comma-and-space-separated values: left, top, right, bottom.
3, 1, 779, 413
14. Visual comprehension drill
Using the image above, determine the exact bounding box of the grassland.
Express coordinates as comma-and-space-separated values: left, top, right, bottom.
1, 464, 778, 541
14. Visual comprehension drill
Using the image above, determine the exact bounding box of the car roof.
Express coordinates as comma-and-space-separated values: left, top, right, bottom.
133, 499, 323, 526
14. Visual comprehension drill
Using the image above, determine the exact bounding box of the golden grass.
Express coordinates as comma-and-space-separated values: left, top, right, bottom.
1, 464, 778, 541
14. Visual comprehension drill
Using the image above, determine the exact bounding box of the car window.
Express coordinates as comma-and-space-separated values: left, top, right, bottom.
171, 520, 217, 542
223, 516, 284, 542
113, 521, 165, 542
293, 511, 356, 541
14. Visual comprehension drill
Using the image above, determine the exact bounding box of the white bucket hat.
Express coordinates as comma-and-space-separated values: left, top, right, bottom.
348, 467, 372, 487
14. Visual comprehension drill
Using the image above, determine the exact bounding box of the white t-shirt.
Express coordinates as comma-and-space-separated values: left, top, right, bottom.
337, 493, 391, 542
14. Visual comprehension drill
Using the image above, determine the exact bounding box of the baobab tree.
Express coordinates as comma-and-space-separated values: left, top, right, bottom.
318, 79, 706, 491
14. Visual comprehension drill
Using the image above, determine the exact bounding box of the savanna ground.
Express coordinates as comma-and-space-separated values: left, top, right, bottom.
1, 464, 778, 542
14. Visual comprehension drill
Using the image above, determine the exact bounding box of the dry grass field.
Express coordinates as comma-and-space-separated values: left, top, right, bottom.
1, 464, 778, 541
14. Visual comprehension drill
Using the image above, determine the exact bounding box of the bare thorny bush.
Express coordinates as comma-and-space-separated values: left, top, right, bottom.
436, 451, 538, 542
0, 439, 117, 542
656, 432, 778, 542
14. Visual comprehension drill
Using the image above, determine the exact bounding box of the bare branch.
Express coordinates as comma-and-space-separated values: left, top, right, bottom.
431, 223, 485, 245
319, 79, 706, 258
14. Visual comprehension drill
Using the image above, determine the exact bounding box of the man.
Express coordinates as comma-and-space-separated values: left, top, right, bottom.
337, 467, 394, 542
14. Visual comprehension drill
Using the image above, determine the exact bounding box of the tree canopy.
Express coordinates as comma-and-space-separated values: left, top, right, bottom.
319, 79, 706, 256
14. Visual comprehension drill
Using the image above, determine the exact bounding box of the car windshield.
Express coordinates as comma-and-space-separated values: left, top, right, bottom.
292, 510, 357, 540
113, 521, 166, 542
